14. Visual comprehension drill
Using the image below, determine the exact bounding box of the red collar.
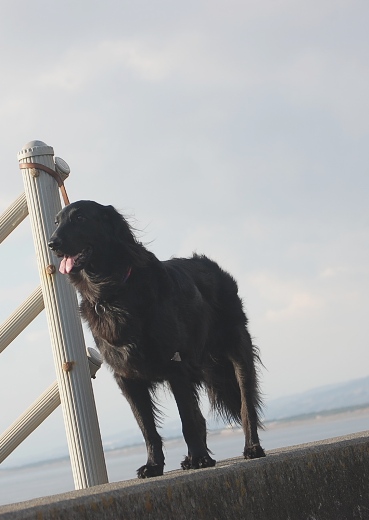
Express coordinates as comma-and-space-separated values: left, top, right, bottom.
123, 266, 132, 284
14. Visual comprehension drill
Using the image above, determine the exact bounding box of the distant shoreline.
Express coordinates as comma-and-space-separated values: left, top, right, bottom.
2, 404, 368, 472
264, 403, 369, 426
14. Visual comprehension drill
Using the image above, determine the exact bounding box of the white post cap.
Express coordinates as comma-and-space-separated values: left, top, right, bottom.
18, 140, 54, 161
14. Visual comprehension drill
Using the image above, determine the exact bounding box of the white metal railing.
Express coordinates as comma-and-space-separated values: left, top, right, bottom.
0, 140, 108, 488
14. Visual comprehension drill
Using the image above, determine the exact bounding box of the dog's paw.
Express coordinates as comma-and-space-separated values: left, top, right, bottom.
181, 454, 216, 470
243, 444, 266, 460
137, 464, 164, 479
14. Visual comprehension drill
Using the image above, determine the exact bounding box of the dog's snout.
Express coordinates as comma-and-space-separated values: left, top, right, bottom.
48, 236, 62, 251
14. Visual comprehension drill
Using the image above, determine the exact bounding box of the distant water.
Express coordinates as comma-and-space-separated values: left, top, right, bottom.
1, 408, 368, 507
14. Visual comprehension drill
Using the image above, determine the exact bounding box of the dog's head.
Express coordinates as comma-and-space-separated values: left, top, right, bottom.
48, 200, 135, 275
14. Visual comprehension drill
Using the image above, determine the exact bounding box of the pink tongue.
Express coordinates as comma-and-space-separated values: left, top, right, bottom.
59, 256, 76, 274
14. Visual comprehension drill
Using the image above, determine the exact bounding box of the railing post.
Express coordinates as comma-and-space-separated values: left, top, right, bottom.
18, 140, 108, 489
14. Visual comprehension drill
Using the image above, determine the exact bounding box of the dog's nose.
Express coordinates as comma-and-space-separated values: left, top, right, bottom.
48, 236, 62, 251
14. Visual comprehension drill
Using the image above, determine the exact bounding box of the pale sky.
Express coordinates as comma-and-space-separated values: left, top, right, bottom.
1, 0, 369, 466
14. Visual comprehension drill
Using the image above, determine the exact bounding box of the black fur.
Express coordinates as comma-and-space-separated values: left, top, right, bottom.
48, 200, 265, 478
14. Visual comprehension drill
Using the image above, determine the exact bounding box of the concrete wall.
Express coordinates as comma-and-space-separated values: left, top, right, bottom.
0, 431, 368, 520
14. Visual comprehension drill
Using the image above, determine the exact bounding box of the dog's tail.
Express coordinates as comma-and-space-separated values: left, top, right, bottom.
204, 360, 243, 425
204, 351, 264, 430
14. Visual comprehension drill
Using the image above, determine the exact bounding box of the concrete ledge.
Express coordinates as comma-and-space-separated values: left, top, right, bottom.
1, 431, 368, 520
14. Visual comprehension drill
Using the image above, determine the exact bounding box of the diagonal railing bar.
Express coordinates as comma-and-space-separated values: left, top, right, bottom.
0, 348, 103, 464
0, 286, 44, 354
0, 381, 60, 465
0, 192, 28, 244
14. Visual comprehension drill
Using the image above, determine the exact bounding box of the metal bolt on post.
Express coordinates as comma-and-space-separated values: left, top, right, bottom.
18, 140, 108, 489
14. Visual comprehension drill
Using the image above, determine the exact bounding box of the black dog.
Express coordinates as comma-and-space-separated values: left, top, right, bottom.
48, 200, 265, 478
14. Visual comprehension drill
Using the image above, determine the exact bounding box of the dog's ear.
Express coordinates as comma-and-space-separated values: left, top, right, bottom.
101, 204, 122, 226
102, 205, 122, 229
103, 205, 119, 219
102, 205, 136, 244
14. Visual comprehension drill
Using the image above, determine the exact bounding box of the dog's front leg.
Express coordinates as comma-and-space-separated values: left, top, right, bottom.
114, 375, 165, 478
169, 373, 216, 471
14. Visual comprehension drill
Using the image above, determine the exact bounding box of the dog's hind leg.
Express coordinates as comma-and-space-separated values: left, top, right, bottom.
233, 361, 266, 459
229, 334, 266, 460
114, 375, 165, 478
168, 373, 216, 470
